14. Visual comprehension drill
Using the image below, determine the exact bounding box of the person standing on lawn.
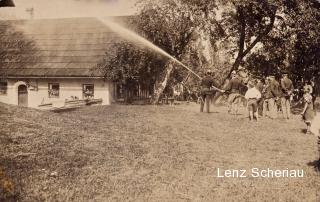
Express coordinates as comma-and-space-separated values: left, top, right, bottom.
224, 71, 245, 115
200, 70, 224, 113
268, 75, 281, 119
262, 77, 272, 117
245, 81, 262, 121
301, 86, 315, 134
280, 72, 294, 119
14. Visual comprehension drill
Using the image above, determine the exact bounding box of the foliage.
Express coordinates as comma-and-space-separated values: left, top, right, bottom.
244, 0, 320, 84
102, 41, 167, 85
102, 0, 320, 99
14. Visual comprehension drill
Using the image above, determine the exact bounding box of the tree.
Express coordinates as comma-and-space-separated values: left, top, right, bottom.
244, 0, 320, 85
136, 0, 286, 84
135, 1, 202, 103
102, 0, 213, 103
103, 0, 320, 103
101, 41, 168, 103
289, 0, 320, 85
223, 1, 277, 78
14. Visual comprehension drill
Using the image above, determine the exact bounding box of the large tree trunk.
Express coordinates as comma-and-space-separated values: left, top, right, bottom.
152, 62, 174, 104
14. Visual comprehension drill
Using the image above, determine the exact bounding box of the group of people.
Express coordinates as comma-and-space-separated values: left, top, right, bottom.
199, 69, 319, 136
243, 72, 294, 121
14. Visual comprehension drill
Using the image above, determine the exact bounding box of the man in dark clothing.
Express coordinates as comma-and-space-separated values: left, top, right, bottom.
268, 75, 281, 118
262, 77, 273, 117
200, 70, 224, 113
224, 71, 245, 115
280, 72, 294, 119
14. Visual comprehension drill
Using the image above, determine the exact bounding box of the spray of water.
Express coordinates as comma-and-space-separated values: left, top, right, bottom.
97, 18, 202, 79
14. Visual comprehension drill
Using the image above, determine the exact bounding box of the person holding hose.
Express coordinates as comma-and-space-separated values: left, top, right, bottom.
200, 70, 224, 113
224, 71, 246, 115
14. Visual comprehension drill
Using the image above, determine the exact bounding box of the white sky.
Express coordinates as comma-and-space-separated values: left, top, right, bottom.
0, 0, 138, 19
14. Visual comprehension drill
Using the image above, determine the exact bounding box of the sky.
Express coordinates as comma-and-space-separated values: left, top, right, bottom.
2, 0, 319, 19
0, 0, 138, 19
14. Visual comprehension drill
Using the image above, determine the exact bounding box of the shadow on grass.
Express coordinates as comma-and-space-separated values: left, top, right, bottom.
207, 111, 220, 114
52, 107, 80, 113
225, 113, 244, 116
307, 160, 320, 172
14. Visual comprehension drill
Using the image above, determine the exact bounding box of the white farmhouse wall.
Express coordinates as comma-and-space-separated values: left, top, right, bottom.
0, 80, 19, 105
0, 78, 113, 108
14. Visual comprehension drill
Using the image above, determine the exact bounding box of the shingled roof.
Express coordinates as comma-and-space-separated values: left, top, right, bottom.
0, 17, 131, 78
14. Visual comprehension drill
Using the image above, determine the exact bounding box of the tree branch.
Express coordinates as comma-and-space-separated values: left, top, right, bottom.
242, 10, 277, 57
226, 6, 277, 80
238, 6, 246, 58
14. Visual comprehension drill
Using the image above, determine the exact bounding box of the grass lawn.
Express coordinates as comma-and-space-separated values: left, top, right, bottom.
0, 102, 319, 201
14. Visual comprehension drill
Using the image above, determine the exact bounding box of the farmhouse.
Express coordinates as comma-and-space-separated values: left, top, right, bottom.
0, 17, 143, 108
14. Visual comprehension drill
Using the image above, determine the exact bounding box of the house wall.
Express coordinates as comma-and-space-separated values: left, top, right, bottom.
0, 78, 114, 108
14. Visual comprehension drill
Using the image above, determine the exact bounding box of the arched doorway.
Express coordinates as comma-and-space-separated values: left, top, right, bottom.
18, 85, 28, 107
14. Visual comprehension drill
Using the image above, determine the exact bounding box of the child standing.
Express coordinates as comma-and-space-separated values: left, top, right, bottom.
301, 87, 314, 134
245, 81, 262, 121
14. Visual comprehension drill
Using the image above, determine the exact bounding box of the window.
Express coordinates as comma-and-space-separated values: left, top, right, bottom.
0, 82, 7, 95
48, 83, 59, 98
83, 84, 94, 99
